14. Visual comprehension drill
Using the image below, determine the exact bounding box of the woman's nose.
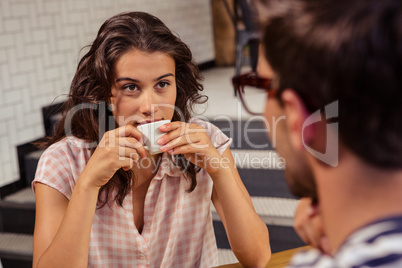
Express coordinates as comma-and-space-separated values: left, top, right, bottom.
139, 90, 158, 116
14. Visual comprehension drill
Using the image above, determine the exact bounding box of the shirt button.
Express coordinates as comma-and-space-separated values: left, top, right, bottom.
140, 253, 148, 261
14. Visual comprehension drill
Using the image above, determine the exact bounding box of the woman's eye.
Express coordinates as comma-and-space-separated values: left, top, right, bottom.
156, 81, 170, 89
123, 84, 139, 92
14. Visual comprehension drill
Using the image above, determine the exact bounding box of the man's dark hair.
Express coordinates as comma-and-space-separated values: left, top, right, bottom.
260, 0, 402, 168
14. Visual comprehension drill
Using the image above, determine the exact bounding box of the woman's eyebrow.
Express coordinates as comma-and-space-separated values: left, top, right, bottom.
115, 77, 139, 83
154, 73, 174, 81
115, 73, 174, 83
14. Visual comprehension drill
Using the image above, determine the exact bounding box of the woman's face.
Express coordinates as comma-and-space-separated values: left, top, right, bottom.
110, 49, 177, 127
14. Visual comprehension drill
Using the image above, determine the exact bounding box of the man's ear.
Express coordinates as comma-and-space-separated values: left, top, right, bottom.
281, 89, 314, 151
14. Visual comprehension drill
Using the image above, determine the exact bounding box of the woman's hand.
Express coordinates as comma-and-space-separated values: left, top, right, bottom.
157, 122, 227, 174
294, 198, 331, 255
81, 125, 148, 189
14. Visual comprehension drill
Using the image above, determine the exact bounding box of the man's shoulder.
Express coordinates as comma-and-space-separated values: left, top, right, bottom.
336, 215, 402, 267
288, 216, 402, 268
287, 247, 334, 267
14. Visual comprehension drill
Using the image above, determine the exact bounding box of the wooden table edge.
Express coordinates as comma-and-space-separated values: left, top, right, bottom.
214, 246, 310, 268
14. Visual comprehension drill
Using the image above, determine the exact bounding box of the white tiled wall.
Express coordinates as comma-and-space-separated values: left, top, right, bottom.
0, 0, 215, 187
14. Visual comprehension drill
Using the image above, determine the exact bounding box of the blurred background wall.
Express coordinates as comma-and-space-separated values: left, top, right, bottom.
0, 0, 215, 187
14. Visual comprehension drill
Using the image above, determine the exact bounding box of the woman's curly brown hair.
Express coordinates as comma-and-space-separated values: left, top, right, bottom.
38, 12, 208, 207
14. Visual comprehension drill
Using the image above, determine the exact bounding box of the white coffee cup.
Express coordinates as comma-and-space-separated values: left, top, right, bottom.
137, 120, 171, 155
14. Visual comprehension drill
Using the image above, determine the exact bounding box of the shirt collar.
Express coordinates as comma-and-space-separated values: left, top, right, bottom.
154, 153, 183, 180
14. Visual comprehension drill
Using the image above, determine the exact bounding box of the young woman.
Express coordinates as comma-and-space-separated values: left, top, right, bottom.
32, 12, 270, 268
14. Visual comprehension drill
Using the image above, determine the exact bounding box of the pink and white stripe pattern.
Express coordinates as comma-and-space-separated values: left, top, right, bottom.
33, 119, 231, 267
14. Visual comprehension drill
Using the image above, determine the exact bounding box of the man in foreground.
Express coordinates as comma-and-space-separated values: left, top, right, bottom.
234, 0, 402, 266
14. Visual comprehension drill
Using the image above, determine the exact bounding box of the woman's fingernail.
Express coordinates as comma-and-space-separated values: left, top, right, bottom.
160, 145, 167, 151
157, 138, 163, 145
